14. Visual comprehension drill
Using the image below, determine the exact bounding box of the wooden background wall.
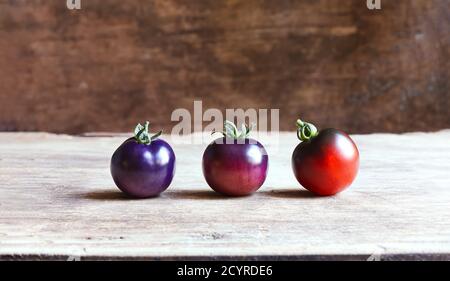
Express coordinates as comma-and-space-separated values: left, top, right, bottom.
0, 0, 448, 134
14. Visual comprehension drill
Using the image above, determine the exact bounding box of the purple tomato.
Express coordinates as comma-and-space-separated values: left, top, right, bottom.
110, 122, 175, 198
202, 121, 268, 196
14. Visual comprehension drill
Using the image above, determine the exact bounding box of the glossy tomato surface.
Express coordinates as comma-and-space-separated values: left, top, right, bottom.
111, 138, 175, 198
292, 129, 359, 196
202, 137, 268, 196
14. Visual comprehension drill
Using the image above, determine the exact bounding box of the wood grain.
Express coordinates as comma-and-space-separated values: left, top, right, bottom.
0, 131, 449, 260
0, 0, 449, 134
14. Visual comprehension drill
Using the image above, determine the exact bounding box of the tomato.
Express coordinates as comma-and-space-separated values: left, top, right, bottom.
202, 121, 268, 196
110, 122, 175, 198
292, 120, 359, 196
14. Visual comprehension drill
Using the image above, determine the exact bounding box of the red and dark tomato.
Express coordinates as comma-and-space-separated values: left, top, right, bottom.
110, 122, 175, 198
292, 120, 359, 196
202, 121, 268, 197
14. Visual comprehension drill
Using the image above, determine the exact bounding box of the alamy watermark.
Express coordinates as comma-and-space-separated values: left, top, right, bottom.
169, 101, 280, 149
367, 0, 381, 10
67, 0, 81, 10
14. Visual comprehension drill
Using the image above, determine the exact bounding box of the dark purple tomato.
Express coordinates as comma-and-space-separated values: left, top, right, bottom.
202, 137, 268, 197
110, 122, 175, 198
292, 120, 359, 196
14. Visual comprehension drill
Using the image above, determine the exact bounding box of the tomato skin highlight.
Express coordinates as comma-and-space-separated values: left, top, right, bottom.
292, 128, 359, 196
110, 138, 176, 198
202, 137, 268, 197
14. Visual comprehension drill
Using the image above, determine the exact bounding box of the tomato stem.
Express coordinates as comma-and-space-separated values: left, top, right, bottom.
296, 119, 319, 142
213, 120, 253, 139
134, 121, 162, 145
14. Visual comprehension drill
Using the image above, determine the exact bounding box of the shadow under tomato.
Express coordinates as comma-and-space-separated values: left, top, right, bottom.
82, 190, 158, 201
80, 188, 321, 201
81, 189, 227, 201
166, 190, 236, 200
266, 189, 319, 199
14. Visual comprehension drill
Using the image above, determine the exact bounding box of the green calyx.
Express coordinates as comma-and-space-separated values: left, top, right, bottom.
134, 121, 162, 145
296, 119, 319, 142
213, 120, 254, 139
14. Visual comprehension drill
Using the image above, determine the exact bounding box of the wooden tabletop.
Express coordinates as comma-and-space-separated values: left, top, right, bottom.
0, 131, 449, 260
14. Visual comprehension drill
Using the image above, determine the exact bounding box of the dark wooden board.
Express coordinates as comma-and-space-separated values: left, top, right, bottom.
0, 0, 449, 134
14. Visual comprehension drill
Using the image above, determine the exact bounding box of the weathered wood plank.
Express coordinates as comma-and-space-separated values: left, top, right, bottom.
0, 0, 449, 134
0, 131, 449, 260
